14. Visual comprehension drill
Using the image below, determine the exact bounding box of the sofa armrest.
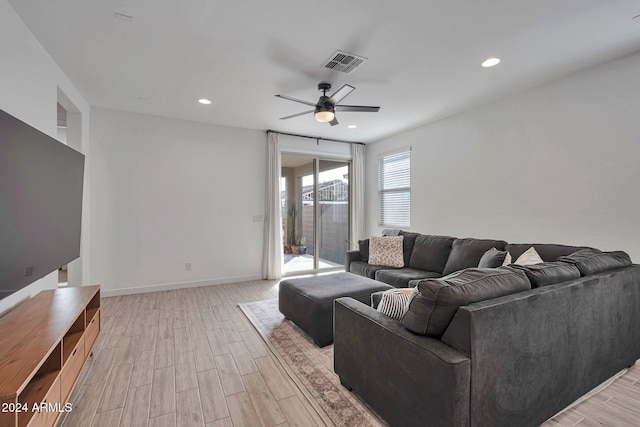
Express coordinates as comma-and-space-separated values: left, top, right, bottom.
334, 297, 470, 427
345, 250, 361, 272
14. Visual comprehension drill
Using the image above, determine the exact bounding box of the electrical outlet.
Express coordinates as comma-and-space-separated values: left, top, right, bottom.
185, 262, 192, 271
24, 266, 33, 276
253, 215, 263, 222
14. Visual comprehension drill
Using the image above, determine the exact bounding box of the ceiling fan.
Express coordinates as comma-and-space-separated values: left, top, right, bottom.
275, 82, 380, 126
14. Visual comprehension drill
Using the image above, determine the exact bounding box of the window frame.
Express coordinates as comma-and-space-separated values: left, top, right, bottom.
378, 148, 411, 228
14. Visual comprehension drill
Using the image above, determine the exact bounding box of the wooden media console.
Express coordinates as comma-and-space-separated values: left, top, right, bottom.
0, 286, 100, 427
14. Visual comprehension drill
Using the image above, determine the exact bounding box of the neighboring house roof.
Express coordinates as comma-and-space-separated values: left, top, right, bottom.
302, 180, 348, 201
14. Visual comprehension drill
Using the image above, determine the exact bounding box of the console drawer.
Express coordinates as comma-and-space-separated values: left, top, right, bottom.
85, 309, 100, 357
26, 374, 61, 427
61, 335, 85, 402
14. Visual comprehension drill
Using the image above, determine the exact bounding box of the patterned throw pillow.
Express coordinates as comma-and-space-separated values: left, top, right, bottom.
368, 236, 405, 268
377, 288, 413, 320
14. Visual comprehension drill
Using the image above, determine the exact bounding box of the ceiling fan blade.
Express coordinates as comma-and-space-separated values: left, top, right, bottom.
275, 94, 317, 107
280, 110, 314, 120
326, 84, 355, 106
335, 105, 380, 113
329, 117, 339, 126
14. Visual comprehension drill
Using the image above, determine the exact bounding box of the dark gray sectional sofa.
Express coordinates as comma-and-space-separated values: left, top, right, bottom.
346, 230, 592, 287
336, 231, 640, 426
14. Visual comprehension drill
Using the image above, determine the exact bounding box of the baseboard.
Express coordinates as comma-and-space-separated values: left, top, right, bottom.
100, 274, 264, 297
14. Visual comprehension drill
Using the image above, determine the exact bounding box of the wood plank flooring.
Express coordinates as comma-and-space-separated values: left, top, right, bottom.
59, 280, 328, 427
542, 363, 640, 427
58, 279, 640, 427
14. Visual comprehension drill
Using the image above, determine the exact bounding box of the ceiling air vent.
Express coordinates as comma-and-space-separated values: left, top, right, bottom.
322, 50, 367, 74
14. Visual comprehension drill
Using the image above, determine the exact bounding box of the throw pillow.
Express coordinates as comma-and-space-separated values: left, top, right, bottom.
502, 252, 512, 266
371, 290, 385, 309
377, 288, 413, 320
478, 247, 508, 268
513, 247, 543, 265
368, 236, 405, 268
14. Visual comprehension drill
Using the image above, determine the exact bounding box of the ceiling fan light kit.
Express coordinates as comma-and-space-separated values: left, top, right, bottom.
315, 109, 335, 123
276, 82, 379, 127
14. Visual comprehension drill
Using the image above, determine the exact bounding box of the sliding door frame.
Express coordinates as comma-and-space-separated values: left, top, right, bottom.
281, 152, 351, 277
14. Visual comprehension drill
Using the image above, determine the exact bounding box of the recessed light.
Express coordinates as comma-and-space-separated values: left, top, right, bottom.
198, 98, 212, 105
348, 125, 357, 129
481, 57, 501, 68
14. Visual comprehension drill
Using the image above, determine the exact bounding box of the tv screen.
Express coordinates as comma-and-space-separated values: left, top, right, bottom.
0, 109, 85, 300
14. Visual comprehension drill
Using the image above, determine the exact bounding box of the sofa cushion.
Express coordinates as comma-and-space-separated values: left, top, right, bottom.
442, 238, 508, 275
505, 243, 591, 262
408, 235, 456, 273
557, 249, 632, 276
509, 262, 581, 288
399, 231, 420, 267
477, 248, 508, 268
369, 236, 404, 268
375, 268, 442, 288
376, 288, 413, 320
349, 261, 394, 279
402, 267, 531, 337
358, 239, 370, 262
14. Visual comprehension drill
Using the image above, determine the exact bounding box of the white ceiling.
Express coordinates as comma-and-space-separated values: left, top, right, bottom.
9, 0, 640, 143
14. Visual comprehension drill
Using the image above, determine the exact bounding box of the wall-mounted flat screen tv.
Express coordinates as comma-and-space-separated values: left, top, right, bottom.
0, 109, 85, 300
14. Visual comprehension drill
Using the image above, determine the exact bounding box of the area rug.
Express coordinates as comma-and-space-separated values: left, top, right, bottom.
238, 299, 385, 427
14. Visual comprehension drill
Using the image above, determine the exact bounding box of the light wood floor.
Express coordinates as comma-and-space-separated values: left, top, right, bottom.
58, 280, 640, 427
541, 363, 640, 426
59, 280, 331, 427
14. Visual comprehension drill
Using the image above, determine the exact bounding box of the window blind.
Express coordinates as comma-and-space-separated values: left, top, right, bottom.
378, 150, 410, 227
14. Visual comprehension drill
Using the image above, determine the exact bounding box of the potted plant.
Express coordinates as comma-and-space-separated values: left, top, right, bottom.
288, 206, 298, 253
296, 237, 307, 255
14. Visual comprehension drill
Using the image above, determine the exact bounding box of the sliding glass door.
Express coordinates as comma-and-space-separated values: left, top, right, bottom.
281, 154, 350, 275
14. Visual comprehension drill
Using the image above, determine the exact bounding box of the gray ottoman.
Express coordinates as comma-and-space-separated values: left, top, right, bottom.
279, 272, 393, 347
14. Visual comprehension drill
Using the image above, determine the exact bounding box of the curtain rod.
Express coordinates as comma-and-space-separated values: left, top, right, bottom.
267, 130, 365, 146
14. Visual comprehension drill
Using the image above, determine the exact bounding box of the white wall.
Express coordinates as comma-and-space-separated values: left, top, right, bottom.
365, 51, 640, 261
0, 0, 90, 314
90, 108, 266, 296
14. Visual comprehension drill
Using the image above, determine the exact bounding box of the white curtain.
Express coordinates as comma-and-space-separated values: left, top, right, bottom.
351, 143, 365, 245
262, 132, 283, 279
